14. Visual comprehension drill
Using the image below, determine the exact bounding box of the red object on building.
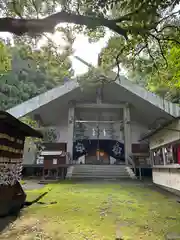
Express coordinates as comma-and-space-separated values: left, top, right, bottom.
177, 145, 180, 164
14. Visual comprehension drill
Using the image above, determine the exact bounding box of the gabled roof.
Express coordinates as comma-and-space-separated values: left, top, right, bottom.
0, 111, 43, 138
7, 75, 180, 119
7, 80, 78, 118
140, 116, 180, 141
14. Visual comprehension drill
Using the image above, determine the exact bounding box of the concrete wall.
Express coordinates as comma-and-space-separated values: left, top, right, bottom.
150, 119, 180, 150
131, 122, 148, 143
42, 113, 68, 143
49, 124, 68, 143
153, 167, 180, 192
23, 138, 37, 165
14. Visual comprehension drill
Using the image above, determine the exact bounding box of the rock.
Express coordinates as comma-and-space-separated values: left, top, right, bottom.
166, 233, 180, 239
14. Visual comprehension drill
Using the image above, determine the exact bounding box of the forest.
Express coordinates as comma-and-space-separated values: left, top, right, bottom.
0, 0, 180, 111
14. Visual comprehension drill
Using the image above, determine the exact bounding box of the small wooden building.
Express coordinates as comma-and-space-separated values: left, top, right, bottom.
38, 143, 68, 179
141, 117, 180, 195
0, 111, 42, 216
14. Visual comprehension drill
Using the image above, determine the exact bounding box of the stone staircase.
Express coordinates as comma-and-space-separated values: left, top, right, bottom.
66, 164, 136, 180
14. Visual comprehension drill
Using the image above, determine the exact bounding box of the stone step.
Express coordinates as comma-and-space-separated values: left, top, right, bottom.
73, 169, 127, 172
73, 168, 127, 171
73, 173, 128, 175
73, 166, 126, 168
73, 169, 128, 172
71, 175, 130, 179
72, 172, 129, 176
66, 164, 134, 180
71, 164, 126, 168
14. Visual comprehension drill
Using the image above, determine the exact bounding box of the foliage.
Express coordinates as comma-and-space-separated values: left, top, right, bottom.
0, 37, 73, 110
99, 28, 180, 103
0, 1, 180, 55
77, 67, 110, 90
0, 0, 180, 103
20, 116, 39, 128
0, 40, 11, 72
20, 116, 43, 158
126, 43, 180, 103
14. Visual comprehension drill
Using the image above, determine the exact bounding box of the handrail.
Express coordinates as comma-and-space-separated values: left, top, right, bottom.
127, 155, 136, 173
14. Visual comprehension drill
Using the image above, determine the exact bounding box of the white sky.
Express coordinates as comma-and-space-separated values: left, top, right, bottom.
70, 33, 110, 75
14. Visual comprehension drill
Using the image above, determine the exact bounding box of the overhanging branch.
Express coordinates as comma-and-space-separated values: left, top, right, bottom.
0, 11, 127, 38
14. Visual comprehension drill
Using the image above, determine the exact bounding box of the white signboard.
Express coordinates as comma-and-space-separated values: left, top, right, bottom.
37, 156, 44, 164
153, 168, 180, 191
53, 158, 57, 165
150, 119, 180, 150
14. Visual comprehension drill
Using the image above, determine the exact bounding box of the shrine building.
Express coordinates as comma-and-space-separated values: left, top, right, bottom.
7, 74, 180, 180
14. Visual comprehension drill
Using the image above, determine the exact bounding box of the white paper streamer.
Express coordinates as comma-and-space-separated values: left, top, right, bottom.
0, 162, 23, 186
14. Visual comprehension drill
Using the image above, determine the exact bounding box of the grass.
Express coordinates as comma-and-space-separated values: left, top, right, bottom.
1, 181, 180, 240
20, 180, 26, 185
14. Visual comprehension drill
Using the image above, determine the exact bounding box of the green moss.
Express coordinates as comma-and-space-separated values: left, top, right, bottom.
1, 181, 180, 240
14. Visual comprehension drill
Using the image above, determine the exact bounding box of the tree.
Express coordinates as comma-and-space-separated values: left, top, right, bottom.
0, 40, 11, 72
141, 43, 180, 103
119, 40, 180, 103
0, 37, 73, 110
0, 1, 180, 51
1, 0, 180, 105
97, 15, 180, 103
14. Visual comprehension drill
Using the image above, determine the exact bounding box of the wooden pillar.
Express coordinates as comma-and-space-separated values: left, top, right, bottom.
67, 102, 75, 164
162, 148, 166, 165
42, 168, 45, 179
96, 87, 103, 104
123, 103, 131, 165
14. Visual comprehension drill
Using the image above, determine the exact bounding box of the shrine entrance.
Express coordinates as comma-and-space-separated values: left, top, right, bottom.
72, 105, 125, 164
73, 139, 125, 165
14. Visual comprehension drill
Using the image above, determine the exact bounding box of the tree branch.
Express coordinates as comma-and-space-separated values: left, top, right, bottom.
0, 11, 127, 38
145, 41, 159, 73
155, 9, 180, 26
114, 46, 126, 82
159, 37, 180, 45
149, 34, 168, 67
134, 45, 146, 56
157, 25, 180, 33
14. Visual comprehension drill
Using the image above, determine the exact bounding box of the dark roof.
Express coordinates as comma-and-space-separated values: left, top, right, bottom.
0, 111, 43, 138
140, 116, 180, 141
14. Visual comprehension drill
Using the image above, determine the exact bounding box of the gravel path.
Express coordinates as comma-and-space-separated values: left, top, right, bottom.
22, 180, 44, 190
